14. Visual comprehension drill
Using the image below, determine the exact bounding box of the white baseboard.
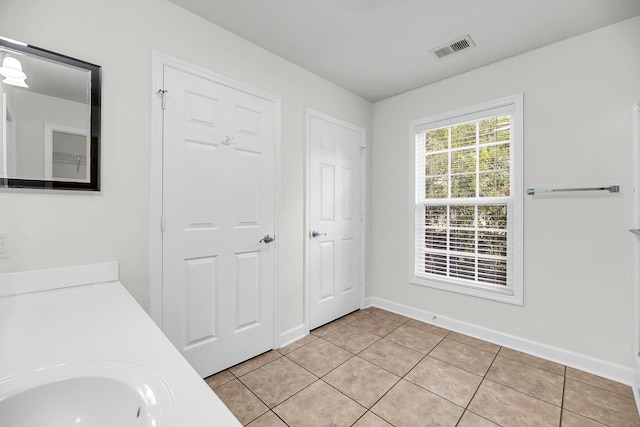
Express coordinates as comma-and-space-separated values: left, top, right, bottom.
368, 296, 638, 388
278, 323, 307, 349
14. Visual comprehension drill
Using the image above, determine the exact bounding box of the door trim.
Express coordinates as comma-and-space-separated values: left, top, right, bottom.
632, 101, 640, 371
303, 108, 367, 333
150, 51, 282, 351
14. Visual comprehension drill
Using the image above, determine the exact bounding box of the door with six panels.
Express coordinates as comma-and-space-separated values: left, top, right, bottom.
161, 65, 277, 377
308, 111, 365, 329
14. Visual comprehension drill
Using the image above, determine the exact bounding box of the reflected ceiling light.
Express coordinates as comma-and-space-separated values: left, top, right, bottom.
0, 56, 28, 87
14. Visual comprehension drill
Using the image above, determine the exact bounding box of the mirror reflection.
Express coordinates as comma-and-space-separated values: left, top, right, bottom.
0, 37, 101, 190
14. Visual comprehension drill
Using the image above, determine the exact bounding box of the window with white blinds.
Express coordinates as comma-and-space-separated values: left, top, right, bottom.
410, 95, 523, 305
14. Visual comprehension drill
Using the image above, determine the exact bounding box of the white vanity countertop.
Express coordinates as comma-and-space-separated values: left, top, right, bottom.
0, 263, 241, 426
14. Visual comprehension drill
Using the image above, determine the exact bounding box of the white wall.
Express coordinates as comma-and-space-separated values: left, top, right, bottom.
370, 16, 640, 369
0, 89, 5, 177
0, 0, 372, 336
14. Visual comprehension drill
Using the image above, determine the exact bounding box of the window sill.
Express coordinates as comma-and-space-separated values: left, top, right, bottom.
410, 275, 523, 306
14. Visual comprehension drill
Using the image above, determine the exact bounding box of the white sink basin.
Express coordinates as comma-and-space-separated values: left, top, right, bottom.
0, 361, 174, 427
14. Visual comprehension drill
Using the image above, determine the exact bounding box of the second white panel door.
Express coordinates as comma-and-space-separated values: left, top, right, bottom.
308, 112, 365, 330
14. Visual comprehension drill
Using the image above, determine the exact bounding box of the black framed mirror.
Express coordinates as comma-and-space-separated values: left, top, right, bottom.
0, 36, 101, 191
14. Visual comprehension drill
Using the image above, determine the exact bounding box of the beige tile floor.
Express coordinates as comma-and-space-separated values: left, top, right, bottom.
205, 307, 640, 427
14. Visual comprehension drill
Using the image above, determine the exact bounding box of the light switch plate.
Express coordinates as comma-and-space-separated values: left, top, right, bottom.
0, 232, 9, 259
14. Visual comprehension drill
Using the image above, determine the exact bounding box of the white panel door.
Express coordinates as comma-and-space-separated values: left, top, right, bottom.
162, 65, 276, 377
308, 112, 364, 329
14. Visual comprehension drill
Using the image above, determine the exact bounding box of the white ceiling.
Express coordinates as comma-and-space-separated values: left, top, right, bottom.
169, 0, 640, 102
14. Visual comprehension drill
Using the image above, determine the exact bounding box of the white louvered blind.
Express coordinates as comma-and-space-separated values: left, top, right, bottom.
414, 107, 516, 294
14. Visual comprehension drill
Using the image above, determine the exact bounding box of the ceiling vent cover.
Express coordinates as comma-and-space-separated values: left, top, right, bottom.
430, 34, 475, 59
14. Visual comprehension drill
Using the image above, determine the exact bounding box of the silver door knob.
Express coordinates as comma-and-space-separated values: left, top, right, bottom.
310, 230, 327, 238
260, 235, 274, 243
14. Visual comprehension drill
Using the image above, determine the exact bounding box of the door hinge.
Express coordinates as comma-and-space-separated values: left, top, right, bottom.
160, 215, 166, 232
360, 146, 366, 158
158, 89, 168, 109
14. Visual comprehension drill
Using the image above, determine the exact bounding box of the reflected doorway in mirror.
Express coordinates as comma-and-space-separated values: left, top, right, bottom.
43, 123, 89, 182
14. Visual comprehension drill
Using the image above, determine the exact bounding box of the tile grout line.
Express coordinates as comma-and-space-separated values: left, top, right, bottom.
279, 321, 493, 425
495, 348, 565, 377
564, 374, 638, 401
338, 311, 401, 426
559, 366, 566, 427
206, 368, 273, 426
274, 344, 373, 426
561, 373, 633, 427
262, 343, 355, 419
454, 342, 503, 426
409, 334, 565, 424
366, 340, 428, 407
417, 334, 493, 377
448, 338, 567, 413
231, 350, 323, 425
233, 372, 284, 425
364, 324, 489, 426
322, 325, 385, 356
326, 313, 417, 426
226, 350, 284, 379
342, 319, 478, 424
352, 318, 440, 426
271, 410, 290, 427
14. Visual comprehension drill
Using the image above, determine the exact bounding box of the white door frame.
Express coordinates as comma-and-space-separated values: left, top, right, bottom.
632, 101, 640, 385
149, 51, 282, 349
43, 123, 89, 182
303, 108, 366, 333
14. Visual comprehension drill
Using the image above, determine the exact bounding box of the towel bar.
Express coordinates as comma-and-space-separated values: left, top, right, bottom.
526, 185, 619, 195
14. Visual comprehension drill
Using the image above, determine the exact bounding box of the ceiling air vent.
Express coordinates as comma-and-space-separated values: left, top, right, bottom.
430, 34, 475, 59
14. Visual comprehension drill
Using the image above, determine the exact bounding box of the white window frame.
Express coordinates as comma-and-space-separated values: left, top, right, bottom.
409, 94, 523, 305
